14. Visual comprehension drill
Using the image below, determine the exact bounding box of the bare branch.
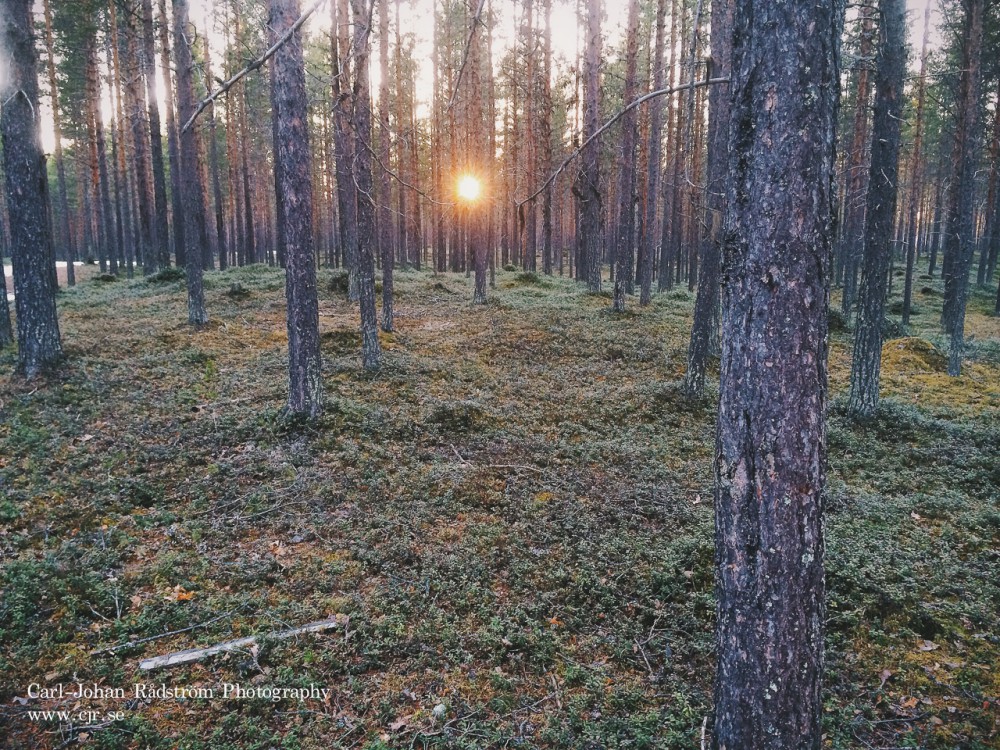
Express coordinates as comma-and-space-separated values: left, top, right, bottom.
180, 0, 326, 133
516, 77, 729, 208
446, 0, 488, 111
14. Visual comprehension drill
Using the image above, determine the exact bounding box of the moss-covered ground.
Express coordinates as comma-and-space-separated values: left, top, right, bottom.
0, 263, 997, 749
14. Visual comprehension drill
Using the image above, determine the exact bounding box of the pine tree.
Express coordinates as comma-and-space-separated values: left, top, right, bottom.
1, 0, 64, 376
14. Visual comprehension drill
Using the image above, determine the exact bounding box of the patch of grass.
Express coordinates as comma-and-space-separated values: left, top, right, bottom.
0, 263, 997, 748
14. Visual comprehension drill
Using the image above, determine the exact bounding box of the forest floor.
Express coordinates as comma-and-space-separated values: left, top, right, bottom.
0, 262, 998, 749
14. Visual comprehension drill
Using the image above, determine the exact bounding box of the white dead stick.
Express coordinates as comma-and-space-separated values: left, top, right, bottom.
138, 617, 344, 671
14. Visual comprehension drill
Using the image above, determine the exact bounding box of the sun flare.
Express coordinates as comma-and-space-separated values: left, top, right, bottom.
457, 175, 482, 202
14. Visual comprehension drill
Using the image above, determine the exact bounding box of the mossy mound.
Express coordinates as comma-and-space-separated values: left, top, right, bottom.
881, 337, 947, 374
145, 266, 186, 283
328, 270, 351, 296
422, 399, 492, 433
322, 329, 362, 354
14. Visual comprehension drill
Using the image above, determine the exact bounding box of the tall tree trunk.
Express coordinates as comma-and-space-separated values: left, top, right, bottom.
848, 0, 906, 417
902, 0, 931, 326
123, 5, 155, 273
612, 0, 640, 312
350, 0, 383, 370
574, 0, 602, 292
379, 0, 394, 331
942, 0, 983, 376
684, 0, 732, 395
713, 0, 840, 746
42, 0, 75, 286
976, 82, 1000, 287
203, 8, 228, 271
86, 37, 119, 279
270, 0, 323, 414
158, 0, 187, 268
172, 0, 208, 325
540, 0, 553, 275
1, 0, 64, 376
109, 0, 136, 277
658, 0, 679, 291
839, 5, 875, 317
140, 0, 171, 269
333, 0, 359, 298
639, 0, 666, 305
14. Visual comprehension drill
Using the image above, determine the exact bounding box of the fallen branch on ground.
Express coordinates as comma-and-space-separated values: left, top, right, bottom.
138, 616, 344, 671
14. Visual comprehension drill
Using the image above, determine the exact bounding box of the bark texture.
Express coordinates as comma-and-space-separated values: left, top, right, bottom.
271, 0, 324, 415
1, 0, 64, 376
713, 0, 839, 746
574, 0, 602, 293
350, 0, 383, 370
685, 0, 732, 395
172, 0, 209, 325
848, 0, 906, 417
941, 0, 983, 376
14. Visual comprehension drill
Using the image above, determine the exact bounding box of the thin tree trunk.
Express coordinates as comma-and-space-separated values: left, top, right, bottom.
612, 0, 640, 312
333, 0, 359, 298
172, 0, 208, 325
574, 0, 602, 292
902, 0, 931, 326
942, 0, 983, 376
158, 0, 187, 269
848, 0, 906, 417
684, 0, 732, 395
42, 0, 75, 286
840, 5, 875, 317
350, 0, 383, 370
639, 0, 666, 305
379, 0, 394, 331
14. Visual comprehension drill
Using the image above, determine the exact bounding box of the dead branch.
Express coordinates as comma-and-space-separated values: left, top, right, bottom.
138, 616, 343, 670
180, 0, 326, 133
516, 77, 729, 208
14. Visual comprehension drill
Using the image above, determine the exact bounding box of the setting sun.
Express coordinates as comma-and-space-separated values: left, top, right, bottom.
457, 175, 482, 202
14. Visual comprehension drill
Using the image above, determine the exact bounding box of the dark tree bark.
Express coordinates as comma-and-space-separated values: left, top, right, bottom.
86, 36, 119, 278
611, 0, 640, 313
839, 5, 875, 317
140, 0, 171, 269
172, 0, 208, 325
639, 0, 666, 306
713, 0, 840, 746
350, 0, 383, 370
1, 0, 64, 376
333, 0, 360, 298
685, 0, 732, 395
573, 0, 602, 293
848, 0, 906, 417
269, 0, 323, 414
540, 0, 553, 276
942, 0, 983, 376
202, 18, 228, 272
902, 0, 932, 326
158, 0, 187, 269
378, 0, 394, 331
976, 81, 1000, 287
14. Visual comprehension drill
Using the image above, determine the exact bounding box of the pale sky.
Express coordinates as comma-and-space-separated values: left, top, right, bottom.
38, 0, 943, 154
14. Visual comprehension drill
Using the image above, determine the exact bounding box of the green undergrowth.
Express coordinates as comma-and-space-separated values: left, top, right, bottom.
0, 263, 997, 749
